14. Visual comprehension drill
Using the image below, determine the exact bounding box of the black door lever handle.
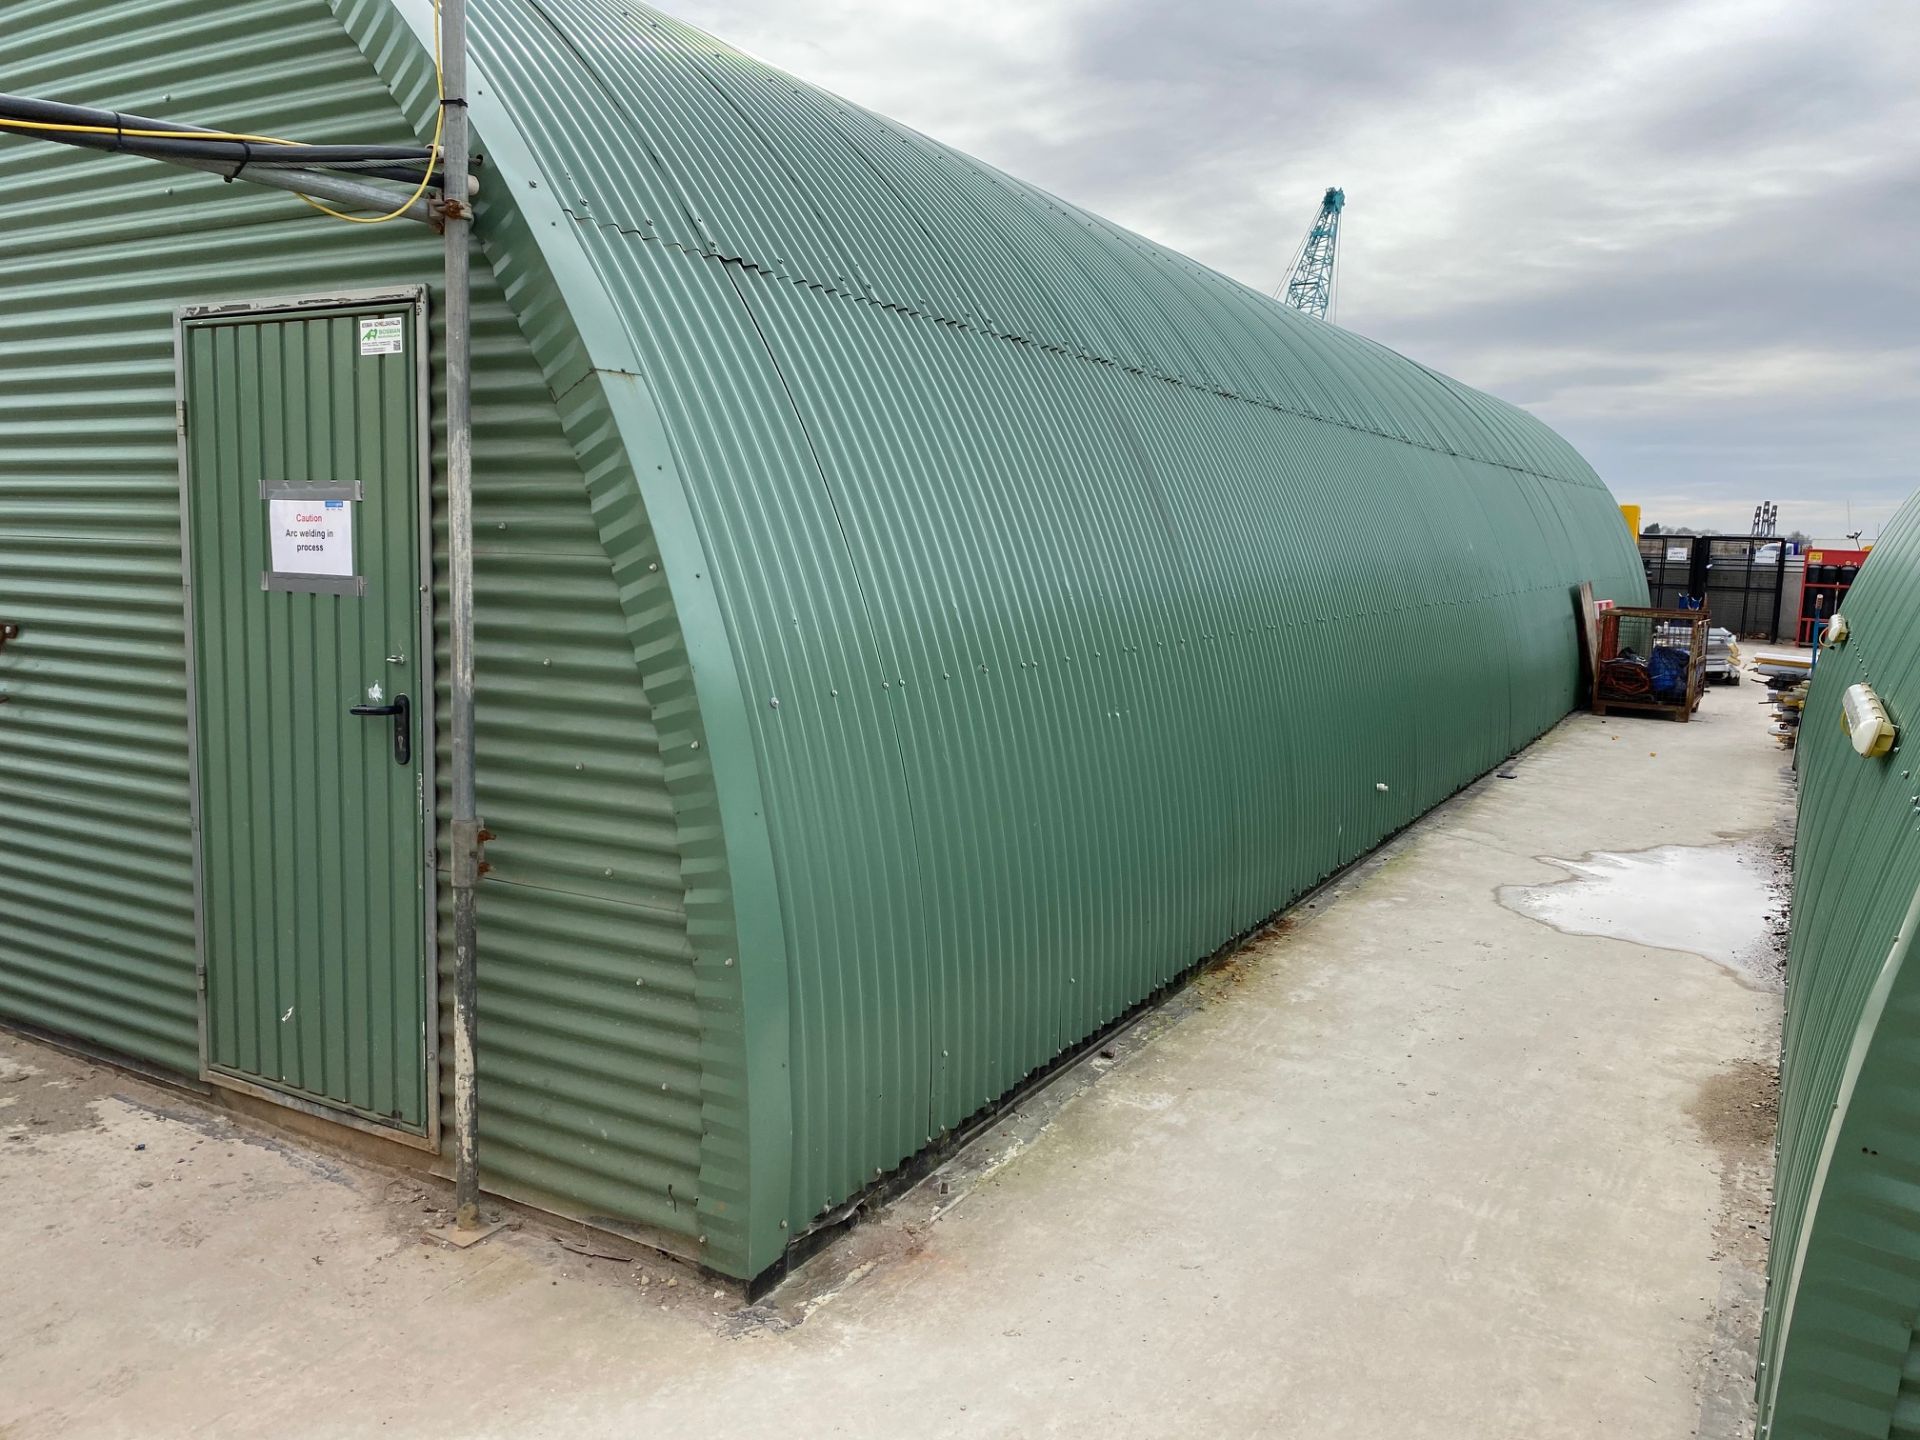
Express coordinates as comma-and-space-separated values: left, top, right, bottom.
349, 693, 411, 766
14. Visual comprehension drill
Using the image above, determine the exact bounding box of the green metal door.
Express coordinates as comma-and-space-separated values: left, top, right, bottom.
178, 296, 432, 1136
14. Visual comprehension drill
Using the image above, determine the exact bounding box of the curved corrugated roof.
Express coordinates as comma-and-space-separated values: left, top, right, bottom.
481, 0, 1605, 487
1758, 491, 1920, 1436
337, 0, 1647, 1276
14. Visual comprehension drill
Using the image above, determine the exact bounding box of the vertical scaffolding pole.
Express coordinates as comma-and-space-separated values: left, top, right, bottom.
440, 0, 483, 1231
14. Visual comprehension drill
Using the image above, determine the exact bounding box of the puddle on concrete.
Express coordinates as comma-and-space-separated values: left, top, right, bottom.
1499, 844, 1780, 981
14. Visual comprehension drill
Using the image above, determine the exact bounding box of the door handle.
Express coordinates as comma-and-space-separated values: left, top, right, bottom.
349, 693, 411, 766
0, 622, 18, 703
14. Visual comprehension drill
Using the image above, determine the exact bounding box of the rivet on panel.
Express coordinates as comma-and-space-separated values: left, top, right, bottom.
724, 956, 734, 967
770, 697, 781, 708
649, 562, 658, 571
691, 740, 700, 750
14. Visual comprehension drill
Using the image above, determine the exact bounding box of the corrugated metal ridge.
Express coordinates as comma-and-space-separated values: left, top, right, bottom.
502, 0, 1608, 497
569, 226, 1609, 498
335, 0, 794, 1278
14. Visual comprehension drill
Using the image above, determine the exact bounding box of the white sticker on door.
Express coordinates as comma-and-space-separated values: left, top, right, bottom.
269, 498, 355, 576
358, 315, 404, 356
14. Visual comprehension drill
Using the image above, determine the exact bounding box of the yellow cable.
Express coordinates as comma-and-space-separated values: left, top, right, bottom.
0, 117, 300, 145
298, 0, 444, 224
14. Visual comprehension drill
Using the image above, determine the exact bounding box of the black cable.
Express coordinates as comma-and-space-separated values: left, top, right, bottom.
0, 93, 440, 186
3, 125, 437, 187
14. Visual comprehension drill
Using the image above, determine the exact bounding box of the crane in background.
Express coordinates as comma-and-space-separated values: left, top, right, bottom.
1278, 186, 1345, 320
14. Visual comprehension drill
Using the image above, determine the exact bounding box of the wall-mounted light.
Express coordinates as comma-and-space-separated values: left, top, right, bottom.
1826, 613, 1850, 645
1842, 682, 1897, 758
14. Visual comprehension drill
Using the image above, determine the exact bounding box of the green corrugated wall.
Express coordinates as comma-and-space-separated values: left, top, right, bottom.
401, 0, 1645, 1259
0, 0, 714, 1258
1758, 491, 1920, 1437
3, 0, 1648, 1281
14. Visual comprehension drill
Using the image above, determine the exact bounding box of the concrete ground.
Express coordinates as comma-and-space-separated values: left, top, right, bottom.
1, 677, 1792, 1440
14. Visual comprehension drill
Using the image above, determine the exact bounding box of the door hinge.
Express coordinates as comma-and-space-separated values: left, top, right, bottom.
175, 401, 189, 439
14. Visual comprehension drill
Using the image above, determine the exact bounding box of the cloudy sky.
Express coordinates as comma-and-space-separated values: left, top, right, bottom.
673, 0, 1917, 541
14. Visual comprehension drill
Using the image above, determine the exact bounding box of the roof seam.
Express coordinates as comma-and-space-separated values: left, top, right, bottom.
563, 211, 1603, 495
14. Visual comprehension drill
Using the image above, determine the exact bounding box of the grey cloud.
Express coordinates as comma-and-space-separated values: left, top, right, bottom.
1377, 158, 1920, 361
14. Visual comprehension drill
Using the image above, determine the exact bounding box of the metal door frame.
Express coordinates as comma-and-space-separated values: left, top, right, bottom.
173, 286, 439, 1151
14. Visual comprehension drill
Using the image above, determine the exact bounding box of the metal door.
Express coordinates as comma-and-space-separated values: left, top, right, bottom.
176, 292, 434, 1138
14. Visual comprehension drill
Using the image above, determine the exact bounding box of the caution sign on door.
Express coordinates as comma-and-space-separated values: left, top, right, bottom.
269, 499, 355, 577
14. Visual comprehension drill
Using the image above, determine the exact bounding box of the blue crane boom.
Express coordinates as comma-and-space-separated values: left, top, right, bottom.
1278, 186, 1345, 320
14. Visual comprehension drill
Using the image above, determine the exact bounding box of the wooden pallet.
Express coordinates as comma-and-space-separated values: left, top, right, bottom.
1593, 692, 1701, 722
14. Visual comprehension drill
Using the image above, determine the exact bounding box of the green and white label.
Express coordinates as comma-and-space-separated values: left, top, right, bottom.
359, 315, 404, 357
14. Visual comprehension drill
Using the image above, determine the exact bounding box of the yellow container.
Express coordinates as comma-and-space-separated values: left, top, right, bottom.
1619, 503, 1642, 536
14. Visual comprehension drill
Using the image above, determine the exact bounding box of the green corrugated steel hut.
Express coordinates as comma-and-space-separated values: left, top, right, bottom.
1758, 492, 1920, 1437
0, 0, 1647, 1280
